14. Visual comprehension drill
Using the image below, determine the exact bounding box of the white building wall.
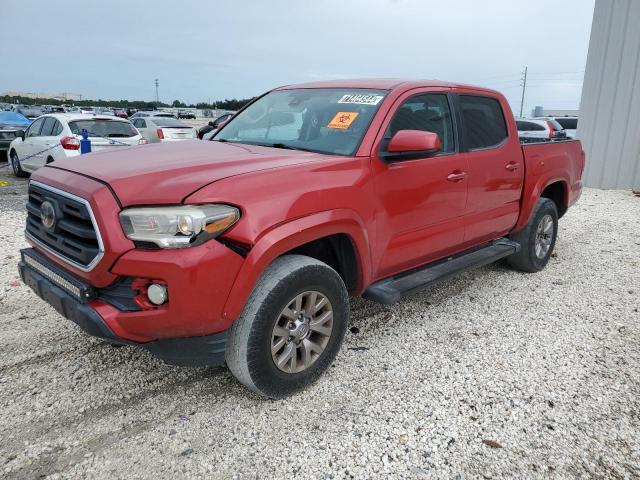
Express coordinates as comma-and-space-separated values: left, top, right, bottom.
578, 0, 640, 190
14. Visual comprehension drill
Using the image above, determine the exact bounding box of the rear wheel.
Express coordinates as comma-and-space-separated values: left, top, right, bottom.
507, 198, 558, 272
10, 151, 27, 178
225, 255, 349, 398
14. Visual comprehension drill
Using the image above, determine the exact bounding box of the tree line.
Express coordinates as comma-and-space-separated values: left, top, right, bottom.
0, 95, 255, 111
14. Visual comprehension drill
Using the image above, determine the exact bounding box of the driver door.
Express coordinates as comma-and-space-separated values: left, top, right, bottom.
370, 90, 469, 279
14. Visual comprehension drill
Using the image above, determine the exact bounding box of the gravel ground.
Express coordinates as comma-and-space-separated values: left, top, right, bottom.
0, 163, 639, 479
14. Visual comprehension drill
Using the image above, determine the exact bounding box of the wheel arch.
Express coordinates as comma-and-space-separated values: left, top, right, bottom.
514, 177, 569, 233
540, 181, 567, 218
222, 209, 371, 324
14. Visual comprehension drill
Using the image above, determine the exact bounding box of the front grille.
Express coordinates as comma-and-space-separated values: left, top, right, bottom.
25, 181, 104, 271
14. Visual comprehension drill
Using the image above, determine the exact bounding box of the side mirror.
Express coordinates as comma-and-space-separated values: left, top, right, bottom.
15, 129, 25, 140
208, 121, 216, 127
385, 130, 441, 160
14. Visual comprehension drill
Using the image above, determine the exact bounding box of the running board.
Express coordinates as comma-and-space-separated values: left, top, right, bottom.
362, 239, 520, 305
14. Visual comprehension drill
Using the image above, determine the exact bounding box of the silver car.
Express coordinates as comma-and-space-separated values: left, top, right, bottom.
131, 116, 197, 143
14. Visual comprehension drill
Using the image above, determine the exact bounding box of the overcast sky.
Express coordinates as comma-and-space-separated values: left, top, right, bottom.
2, 0, 594, 114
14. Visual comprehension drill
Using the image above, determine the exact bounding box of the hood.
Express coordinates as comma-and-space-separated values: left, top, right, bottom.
48, 140, 330, 206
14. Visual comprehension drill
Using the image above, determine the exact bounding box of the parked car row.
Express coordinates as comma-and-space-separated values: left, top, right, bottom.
8, 114, 145, 177
6, 109, 199, 176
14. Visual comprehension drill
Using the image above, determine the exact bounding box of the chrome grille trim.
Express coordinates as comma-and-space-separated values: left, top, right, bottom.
26, 181, 105, 272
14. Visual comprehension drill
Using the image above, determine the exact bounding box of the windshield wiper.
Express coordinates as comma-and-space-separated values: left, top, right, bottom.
264, 143, 317, 153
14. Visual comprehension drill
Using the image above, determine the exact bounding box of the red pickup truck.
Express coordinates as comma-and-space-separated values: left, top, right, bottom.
19, 79, 584, 397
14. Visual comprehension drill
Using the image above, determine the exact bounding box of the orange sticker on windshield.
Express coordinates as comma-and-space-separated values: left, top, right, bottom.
328, 112, 359, 129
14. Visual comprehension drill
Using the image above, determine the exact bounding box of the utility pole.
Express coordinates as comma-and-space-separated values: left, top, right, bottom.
154, 78, 159, 104
519, 66, 528, 117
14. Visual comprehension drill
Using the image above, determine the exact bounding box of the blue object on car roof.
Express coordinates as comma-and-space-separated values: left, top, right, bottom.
0, 112, 32, 127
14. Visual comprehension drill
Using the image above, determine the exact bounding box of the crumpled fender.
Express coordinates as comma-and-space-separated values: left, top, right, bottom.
221, 209, 371, 326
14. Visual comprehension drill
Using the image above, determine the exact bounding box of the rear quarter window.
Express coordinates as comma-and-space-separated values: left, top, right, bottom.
459, 95, 508, 149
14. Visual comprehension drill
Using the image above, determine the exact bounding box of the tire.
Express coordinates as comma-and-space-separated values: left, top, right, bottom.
507, 198, 558, 273
226, 255, 349, 398
10, 150, 27, 178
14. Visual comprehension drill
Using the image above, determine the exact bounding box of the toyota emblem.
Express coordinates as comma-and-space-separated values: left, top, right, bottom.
40, 201, 56, 231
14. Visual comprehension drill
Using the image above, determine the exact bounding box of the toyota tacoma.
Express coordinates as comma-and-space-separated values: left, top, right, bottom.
18, 79, 584, 397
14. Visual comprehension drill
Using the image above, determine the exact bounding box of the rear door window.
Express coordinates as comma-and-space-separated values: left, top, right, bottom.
52, 120, 63, 136
459, 95, 508, 149
40, 117, 56, 136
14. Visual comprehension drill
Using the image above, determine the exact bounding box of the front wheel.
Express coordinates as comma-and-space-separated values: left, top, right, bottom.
225, 255, 349, 398
507, 198, 558, 272
10, 151, 28, 178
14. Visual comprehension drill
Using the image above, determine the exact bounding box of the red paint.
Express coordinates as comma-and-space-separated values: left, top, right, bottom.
29, 79, 584, 343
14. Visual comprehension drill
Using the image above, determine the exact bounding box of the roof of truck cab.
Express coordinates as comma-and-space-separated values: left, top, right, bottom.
275, 78, 502, 95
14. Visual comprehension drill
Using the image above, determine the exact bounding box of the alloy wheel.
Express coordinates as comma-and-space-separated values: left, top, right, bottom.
271, 291, 333, 373
534, 214, 554, 259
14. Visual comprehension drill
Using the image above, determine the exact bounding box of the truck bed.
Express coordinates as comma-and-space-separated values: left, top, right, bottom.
515, 138, 585, 230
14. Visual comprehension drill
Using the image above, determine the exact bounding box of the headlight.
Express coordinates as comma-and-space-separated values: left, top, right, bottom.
119, 204, 240, 248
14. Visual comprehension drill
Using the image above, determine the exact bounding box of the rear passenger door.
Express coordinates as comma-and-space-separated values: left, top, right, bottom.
38, 117, 63, 164
455, 94, 524, 244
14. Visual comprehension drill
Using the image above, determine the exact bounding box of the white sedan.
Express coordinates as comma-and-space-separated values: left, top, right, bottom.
131, 116, 197, 143
8, 113, 144, 177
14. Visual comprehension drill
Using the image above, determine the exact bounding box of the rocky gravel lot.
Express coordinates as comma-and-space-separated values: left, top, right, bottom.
0, 164, 638, 479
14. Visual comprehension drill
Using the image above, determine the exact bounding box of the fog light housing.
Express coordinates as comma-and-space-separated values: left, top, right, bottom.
147, 283, 168, 305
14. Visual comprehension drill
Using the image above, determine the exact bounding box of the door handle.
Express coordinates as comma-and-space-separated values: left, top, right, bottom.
505, 162, 520, 171
447, 171, 467, 182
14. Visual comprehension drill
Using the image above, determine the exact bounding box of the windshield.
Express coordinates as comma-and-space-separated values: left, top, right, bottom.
69, 120, 138, 138
214, 88, 388, 155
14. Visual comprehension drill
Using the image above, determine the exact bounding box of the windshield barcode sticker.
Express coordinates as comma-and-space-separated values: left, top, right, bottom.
338, 94, 384, 105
